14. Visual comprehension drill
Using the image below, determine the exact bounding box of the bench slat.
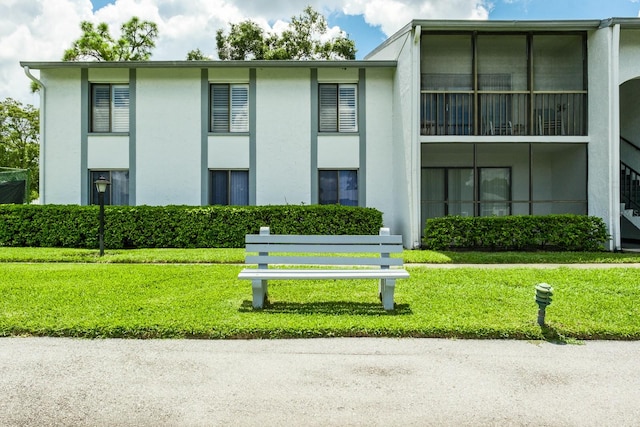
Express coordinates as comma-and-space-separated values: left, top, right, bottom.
238, 268, 409, 280
245, 243, 404, 254
245, 234, 403, 245
244, 255, 404, 266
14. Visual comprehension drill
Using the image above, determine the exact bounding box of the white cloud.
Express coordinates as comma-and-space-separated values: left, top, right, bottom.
343, 0, 489, 35
0, 0, 491, 105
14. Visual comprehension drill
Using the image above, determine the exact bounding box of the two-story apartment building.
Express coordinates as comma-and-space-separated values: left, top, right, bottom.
21, 18, 640, 249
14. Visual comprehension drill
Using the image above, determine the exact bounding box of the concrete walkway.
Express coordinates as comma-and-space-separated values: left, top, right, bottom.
1, 337, 639, 426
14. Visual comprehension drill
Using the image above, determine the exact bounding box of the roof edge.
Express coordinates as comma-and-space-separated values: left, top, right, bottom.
411, 19, 603, 31
20, 59, 397, 70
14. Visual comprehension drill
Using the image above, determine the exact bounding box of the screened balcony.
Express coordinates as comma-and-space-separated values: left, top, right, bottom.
420, 33, 587, 137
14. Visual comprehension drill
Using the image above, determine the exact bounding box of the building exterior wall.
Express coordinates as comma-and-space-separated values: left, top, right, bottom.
41, 68, 82, 204
588, 26, 619, 250
255, 68, 311, 205
363, 68, 397, 231
136, 68, 202, 205
389, 31, 417, 246
29, 19, 640, 249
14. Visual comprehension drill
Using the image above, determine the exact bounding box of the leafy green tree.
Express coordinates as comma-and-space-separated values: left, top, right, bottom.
216, 20, 266, 60
186, 48, 211, 61
63, 17, 159, 61
0, 98, 40, 199
216, 6, 356, 60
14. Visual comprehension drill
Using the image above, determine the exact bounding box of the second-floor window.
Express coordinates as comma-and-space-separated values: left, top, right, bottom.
319, 84, 358, 133
210, 84, 249, 133
91, 84, 129, 133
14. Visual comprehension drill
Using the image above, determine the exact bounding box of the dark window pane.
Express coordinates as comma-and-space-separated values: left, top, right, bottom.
210, 170, 229, 205
319, 170, 338, 204
229, 170, 249, 206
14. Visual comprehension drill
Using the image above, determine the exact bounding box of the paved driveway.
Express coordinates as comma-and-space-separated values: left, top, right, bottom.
1, 338, 639, 426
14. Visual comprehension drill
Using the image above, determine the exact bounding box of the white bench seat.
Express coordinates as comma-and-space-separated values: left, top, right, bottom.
238, 268, 410, 281
238, 227, 409, 311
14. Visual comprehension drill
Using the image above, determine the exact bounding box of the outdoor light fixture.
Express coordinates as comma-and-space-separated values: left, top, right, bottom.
535, 283, 554, 326
94, 175, 110, 257
95, 176, 110, 194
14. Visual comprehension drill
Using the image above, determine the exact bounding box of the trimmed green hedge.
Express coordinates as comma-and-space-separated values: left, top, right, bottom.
423, 215, 610, 251
0, 204, 383, 249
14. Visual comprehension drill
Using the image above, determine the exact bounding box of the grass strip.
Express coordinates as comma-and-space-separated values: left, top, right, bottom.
1, 263, 638, 340
2, 247, 640, 264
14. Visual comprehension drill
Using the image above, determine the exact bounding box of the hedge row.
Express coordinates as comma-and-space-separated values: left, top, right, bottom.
423, 215, 610, 251
0, 204, 383, 249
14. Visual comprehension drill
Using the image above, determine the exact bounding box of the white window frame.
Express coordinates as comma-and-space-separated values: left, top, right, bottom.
91, 84, 129, 133
319, 83, 358, 133
210, 84, 249, 133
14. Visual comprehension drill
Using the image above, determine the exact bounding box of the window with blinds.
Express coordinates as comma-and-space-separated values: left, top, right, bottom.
319, 84, 357, 132
210, 84, 249, 133
91, 84, 129, 133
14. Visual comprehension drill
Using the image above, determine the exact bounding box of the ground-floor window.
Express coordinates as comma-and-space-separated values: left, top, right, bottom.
90, 170, 129, 205
209, 170, 249, 205
421, 142, 587, 231
319, 170, 358, 206
423, 166, 511, 217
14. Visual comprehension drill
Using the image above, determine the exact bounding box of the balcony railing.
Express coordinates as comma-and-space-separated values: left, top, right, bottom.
534, 92, 586, 136
479, 93, 528, 135
420, 92, 586, 136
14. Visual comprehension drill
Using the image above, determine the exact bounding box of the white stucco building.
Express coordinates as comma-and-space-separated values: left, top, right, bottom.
21, 18, 640, 249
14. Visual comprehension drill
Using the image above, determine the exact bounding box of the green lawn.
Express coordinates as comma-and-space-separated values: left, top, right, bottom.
2, 247, 640, 264
1, 262, 638, 341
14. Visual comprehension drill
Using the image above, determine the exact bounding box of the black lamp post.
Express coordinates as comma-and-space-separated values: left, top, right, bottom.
94, 176, 110, 256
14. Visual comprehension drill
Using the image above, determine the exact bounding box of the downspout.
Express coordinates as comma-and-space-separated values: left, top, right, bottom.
23, 66, 45, 204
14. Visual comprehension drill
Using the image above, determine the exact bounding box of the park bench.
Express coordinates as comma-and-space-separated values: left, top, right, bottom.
238, 227, 409, 311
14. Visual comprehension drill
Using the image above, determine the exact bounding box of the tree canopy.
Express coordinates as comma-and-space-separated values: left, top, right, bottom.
0, 98, 40, 199
216, 6, 356, 60
186, 48, 211, 61
63, 17, 159, 61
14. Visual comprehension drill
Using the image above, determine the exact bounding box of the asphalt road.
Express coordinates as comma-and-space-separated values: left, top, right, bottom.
1, 337, 639, 426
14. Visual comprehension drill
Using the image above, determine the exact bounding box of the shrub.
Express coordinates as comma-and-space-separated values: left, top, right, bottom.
423, 215, 610, 251
0, 204, 383, 249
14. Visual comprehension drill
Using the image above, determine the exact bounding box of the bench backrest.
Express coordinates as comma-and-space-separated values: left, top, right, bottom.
245, 227, 404, 267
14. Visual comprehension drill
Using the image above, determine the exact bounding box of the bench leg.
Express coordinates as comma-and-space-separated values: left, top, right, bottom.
252, 279, 268, 308
380, 278, 396, 311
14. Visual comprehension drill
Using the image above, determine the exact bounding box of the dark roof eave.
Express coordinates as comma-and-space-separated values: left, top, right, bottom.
20, 59, 397, 70
412, 18, 604, 32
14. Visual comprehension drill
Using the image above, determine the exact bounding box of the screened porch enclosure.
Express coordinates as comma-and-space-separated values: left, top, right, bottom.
420, 143, 587, 233
420, 33, 587, 137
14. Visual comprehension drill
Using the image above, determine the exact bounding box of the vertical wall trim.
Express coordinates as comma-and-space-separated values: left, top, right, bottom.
358, 68, 367, 206
201, 68, 209, 205
129, 68, 136, 205
610, 24, 621, 250
310, 68, 319, 204
80, 68, 88, 205
249, 68, 257, 205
